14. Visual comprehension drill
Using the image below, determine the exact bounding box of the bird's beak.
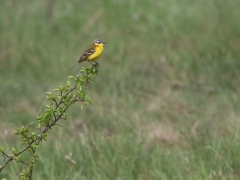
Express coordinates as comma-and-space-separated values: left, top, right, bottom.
102, 41, 106, 44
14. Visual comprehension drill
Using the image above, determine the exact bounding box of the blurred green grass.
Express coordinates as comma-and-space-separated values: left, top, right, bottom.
1, 0, 240, 179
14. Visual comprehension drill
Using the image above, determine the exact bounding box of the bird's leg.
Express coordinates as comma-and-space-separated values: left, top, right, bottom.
88, 61, 99, 67
88, 61, 95, 65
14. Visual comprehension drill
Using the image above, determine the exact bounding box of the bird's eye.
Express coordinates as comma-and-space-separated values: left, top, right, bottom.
97, 40, 100, 44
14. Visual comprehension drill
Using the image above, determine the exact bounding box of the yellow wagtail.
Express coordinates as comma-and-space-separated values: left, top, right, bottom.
70, 39, 106, 70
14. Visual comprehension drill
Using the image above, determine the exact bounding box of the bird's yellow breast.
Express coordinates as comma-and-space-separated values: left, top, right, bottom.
87, 44, 104, 61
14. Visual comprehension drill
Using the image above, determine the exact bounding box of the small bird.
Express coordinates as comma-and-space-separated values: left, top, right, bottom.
69, 39, 106, 70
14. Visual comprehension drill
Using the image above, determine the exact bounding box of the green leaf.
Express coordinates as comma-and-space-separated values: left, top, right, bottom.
53, 88, 60, 91
68, 75, 75, 79
0, 145, 5, 152
12, 148, 17, 154
80, 67, 86, 72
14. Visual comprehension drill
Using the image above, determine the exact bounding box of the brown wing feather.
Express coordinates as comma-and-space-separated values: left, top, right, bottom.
78, 45, 95, 62
69, 44, 95, 70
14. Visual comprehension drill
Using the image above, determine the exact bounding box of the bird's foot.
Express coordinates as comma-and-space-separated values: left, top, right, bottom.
93, 62, 99, 67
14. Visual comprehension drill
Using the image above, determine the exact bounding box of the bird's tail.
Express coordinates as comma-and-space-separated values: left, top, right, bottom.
69, 61, 79, 71
69, 58, 87, 71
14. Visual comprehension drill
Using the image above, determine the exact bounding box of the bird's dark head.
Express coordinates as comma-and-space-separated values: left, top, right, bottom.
94, 39, 106, 45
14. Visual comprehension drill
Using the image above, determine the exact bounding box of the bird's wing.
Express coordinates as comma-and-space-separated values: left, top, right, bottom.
69, 44, 95, 71
79, 45, 95, 62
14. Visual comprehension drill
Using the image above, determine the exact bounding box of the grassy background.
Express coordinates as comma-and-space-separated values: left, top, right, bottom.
1, 0, 240, 179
